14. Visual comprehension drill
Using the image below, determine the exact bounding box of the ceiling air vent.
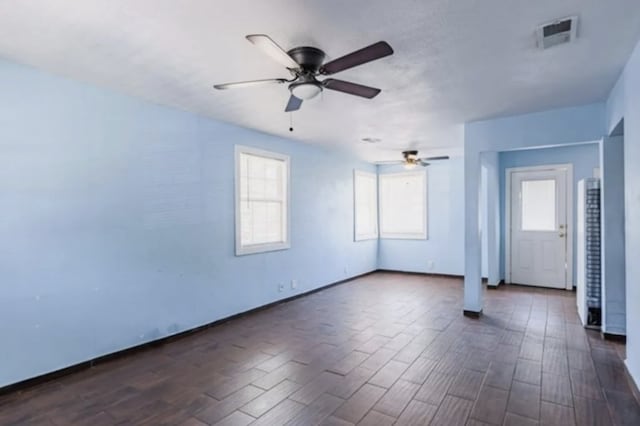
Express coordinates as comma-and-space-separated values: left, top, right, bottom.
536, 16, 578, 49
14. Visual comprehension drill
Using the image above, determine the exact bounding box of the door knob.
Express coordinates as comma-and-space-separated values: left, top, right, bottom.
559, 233, 565, 238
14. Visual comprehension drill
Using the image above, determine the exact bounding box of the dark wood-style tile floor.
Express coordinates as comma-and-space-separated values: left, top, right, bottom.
1, 272, 639, 425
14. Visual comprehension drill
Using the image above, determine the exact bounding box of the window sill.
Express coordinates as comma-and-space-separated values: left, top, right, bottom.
235, 242, 291, 256
355, 234, 379, 242
379, 233, 428, 240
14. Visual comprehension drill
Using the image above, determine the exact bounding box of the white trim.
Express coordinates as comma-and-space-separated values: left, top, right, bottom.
235, 145, 291, 256
353, 170, 379, 241
378, 170, 428, 240
505, 164, 573, 290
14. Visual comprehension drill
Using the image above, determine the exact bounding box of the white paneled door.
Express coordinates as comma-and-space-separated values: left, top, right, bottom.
509, 166, 571, 289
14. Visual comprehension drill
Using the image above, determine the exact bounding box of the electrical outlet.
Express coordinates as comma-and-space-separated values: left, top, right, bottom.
427, 260, 435, 270
291, 279, 298, 289
278, 283, 285, 292
344, 266, 349, 275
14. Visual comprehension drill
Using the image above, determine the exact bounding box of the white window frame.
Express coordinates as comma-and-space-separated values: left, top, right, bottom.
235, 145, 290, 256
353, 170, 379, 241
379, 170, 428, 240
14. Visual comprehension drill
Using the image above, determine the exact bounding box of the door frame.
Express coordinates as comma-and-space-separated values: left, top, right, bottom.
505, 164, 574, 290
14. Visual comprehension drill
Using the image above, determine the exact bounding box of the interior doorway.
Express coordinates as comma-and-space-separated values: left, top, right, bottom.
506, 164, 573, 289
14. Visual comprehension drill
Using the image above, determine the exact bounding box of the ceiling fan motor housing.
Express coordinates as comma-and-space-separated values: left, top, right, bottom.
403, 150, 419, 160
287, 46, 326, 72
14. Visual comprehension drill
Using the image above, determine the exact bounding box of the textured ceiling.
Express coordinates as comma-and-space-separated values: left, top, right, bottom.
1, 0, 639, 161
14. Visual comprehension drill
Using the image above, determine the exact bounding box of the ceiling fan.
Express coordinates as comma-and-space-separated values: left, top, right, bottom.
376, 151, 450, 169
214, 34, 394, 112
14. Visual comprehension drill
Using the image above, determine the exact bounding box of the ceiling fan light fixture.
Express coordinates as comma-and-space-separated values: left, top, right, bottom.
290, 82, 322, 100
403, 161, 418, 170
405, 152, 418, 161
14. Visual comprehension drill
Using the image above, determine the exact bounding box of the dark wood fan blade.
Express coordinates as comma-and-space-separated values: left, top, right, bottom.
418, 161, 431, 167
214, 79, 287, 90
285, 95, 303, 112
322, 79, 381, 98
246, 34, 300, 70
320, 41, 393, 75
422, 156, 450, 161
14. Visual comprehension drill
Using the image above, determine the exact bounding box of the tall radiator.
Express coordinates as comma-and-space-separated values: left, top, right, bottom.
576, 178, 601, 327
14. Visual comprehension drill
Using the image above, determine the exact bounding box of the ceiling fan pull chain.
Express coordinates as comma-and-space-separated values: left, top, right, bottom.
289, 112, 294, 132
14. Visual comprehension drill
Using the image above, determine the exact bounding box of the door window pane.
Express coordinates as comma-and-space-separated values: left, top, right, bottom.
521, 179, 556, 231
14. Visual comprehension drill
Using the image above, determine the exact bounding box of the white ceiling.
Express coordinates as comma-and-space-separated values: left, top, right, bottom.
1, 0, 639, 161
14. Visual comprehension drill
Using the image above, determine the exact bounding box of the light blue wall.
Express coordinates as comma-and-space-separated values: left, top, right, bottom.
376, 159, 464, 276
480, 164, 488, 278
481, 152, 500, 286
0, 58, 378, 388
606, 37, 640, 387
465, 104, 605, 153
600, 136, 626, 336
606, 74, 626, 136
498, 143, 600, 283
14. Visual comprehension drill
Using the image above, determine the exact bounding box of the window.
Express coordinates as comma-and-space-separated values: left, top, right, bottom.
235, 146, 290, 255
521, 179, 556, 231
379, 171, 427, 239
354, 170, 378, 241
